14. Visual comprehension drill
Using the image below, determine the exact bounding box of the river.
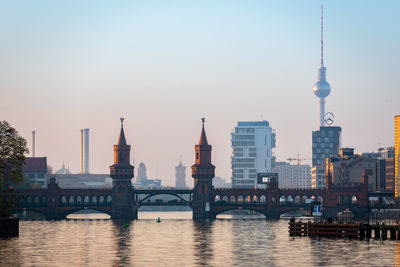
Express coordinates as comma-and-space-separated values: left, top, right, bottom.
0, 211, 399, 266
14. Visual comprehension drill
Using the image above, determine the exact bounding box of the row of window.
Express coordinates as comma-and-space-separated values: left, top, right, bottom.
234, 180, 255, 184
232, 158, 255, 163
232, 164, 255, 168
232, 135, 255, 140
232, 141, 255, 147
235, 128, 255, 134
312, 142, 335, 148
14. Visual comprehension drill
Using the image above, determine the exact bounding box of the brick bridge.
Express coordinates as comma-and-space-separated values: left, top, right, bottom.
11, 120, 369, 220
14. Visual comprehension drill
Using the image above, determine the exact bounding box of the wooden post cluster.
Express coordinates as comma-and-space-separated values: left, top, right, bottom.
289, 218, 400, 240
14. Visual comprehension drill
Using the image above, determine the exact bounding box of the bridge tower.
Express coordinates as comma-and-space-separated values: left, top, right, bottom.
110, 118, 136, 219
191, 119, 215, 219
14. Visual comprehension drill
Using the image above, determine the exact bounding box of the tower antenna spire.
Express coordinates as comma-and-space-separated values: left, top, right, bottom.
320, 4, 324, 67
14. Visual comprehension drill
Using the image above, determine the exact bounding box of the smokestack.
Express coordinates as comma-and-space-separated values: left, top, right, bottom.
80, 128, 90, 174
32, 130, 36, 157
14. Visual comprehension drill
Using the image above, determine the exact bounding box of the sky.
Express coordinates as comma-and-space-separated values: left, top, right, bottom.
1, 0, 399, 186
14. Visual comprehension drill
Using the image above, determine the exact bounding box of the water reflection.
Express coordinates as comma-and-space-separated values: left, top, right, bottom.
112, 221, 132, 266
192, 220, 214, 266
1, 214, 400, 266
396, 241, 400, 267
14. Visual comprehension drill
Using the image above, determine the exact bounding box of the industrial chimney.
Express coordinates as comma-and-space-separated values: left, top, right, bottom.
32, 130, 36, 157
80, 128, 90, 174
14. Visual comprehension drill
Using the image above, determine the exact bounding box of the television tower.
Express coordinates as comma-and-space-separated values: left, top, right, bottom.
313, 5, 331, 126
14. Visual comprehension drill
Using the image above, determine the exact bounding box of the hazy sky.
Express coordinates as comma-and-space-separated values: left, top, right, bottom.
1, 1, 399, 186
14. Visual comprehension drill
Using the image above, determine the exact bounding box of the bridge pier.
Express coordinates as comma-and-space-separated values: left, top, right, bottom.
264, 210, 281, 219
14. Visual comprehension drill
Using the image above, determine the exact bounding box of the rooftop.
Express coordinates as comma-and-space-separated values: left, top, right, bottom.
237, 121, 269, 127
23, 157, 47, 173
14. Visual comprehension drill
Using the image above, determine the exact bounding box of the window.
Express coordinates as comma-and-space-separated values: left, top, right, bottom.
196, 153, 199, 159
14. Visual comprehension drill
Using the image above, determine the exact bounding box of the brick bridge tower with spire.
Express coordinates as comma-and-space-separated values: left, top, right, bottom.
110, 118, 137, 219
191, 118, 215, 219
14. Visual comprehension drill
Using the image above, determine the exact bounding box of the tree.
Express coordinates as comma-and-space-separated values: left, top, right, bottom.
0, 121, 28, 217
0, 121, 28, 188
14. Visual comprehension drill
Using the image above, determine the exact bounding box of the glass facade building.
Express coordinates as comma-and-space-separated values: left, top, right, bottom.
231, 121, 275, 188
312, 126, 342, 167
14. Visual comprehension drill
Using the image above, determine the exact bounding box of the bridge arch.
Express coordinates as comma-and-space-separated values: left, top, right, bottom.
91, 195, 97, 205
295, 196, 301, 204
351, 195, 357, 204
214, 207, 267, 217
33, 196, 40, 206
69, 196, 75, 205
252, 195, 258, 203
99, 196, 105, 205
77, 196, 82, 205
260, 195, 266, 203
237, 195, 244, 204
63, 208, 112, 218
279, 196, 286, 205
27, 196, 33, 206
230, 196, 236, 204
19, 197, 25, 206
222, 196, 228, 202
337, 195, 342, 204
61, 195, 67, 205
139, 192, 188, 203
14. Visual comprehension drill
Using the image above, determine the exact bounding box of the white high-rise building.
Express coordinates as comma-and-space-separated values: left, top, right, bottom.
80, 128, 89, 174
273, 162, 311, 189
231, 121, 275, 188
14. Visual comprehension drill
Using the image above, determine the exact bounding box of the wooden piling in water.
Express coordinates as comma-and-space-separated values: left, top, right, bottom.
288, 219, 400, 240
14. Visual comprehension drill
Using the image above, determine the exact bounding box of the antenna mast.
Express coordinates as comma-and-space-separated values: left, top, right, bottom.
320, 5, 324, 67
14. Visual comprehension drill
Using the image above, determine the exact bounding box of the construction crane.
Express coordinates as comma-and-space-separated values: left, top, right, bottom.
287, 154, 311, 165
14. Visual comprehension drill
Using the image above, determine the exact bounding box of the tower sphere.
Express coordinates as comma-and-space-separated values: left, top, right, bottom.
313, 79, 331, 98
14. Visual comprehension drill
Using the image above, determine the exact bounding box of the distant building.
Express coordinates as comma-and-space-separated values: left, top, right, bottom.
326, 148, 380, 191
311, 165, 326, 189
21, 157, 48, 188
56, 162, 72, 175
381, 147, 395, 159
134, 162, 161, 187
139, 179, 161, 187
312, 126, 342, 167
231, 121, 276, 188
395, 115, 400, 197
175, 160, 186, 187
385, 158, 395, 192
273, 162, 311, 189
137, 162, 148, 183
213, 177, 231, 188
53, 174, 111, 188
80, 128, 89, 174
380, 147, 395, 192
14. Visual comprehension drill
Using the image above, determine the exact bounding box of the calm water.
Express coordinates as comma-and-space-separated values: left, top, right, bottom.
1, 212, 399, 266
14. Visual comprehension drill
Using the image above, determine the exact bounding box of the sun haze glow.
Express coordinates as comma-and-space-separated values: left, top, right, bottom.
1, 1, 399, 186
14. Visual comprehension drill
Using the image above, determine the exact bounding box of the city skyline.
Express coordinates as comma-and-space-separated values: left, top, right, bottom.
1, 1, 399, 186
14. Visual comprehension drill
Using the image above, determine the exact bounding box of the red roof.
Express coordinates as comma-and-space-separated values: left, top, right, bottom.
23, 157, 47, 173
117, 126, 127, 146
198, 126, 208, 145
